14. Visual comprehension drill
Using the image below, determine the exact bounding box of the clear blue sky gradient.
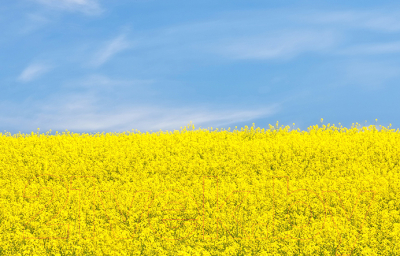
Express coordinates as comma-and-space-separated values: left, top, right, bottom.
1, 0, 400, 135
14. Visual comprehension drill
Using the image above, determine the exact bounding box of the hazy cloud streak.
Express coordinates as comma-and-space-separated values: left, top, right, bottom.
337, 41, 400, 55
0, 88, 281, 134
90, 35, 132, 67
34, 0, 103, 15
213, 30, 338, 60
300, 9, 400, 32
17, 63, 51, 82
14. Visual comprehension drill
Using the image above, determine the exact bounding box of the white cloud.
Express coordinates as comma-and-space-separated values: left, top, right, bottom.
0, 89, 282, 134
343, 60, 400, 90
128, 8, 400, 65
363, 15, 400, 32
65, 74, 155, 89
34, 0, 103, 15
337, 41, 400, 55
213, 30, 338, 60
19, 14, 50, 35
42, 101, 280, 133
17, 63, 51, 82
90, 35, 132, 67
130, 10, 342, 64
301, 9, 400, 32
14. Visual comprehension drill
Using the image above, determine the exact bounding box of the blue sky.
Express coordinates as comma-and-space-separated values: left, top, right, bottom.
2, 0, 400, 135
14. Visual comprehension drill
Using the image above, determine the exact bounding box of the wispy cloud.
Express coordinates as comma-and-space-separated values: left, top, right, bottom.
301, 9, 400, 32
337, 41, 400, 55
34, 0, 103, 15
19, 14, 50, 35
70, 107, 274, 132
90, 35, 132, 67
39, 102, 280, 133
0, 89, 282, 134
127, 10, 343, 65
64, 74, 155, 90
343, 60, 400, 90
123, 8, 400, 67
213, 30, 338, 60
17, 63, 51, 82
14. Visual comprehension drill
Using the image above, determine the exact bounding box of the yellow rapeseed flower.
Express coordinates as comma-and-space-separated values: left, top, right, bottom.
0, 123, 399, 254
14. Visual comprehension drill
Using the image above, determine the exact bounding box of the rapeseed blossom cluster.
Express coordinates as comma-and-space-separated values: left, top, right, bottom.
0, 121, 399, 255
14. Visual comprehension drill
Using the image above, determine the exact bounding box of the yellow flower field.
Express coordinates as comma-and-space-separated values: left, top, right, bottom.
0, 121, 399, 255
